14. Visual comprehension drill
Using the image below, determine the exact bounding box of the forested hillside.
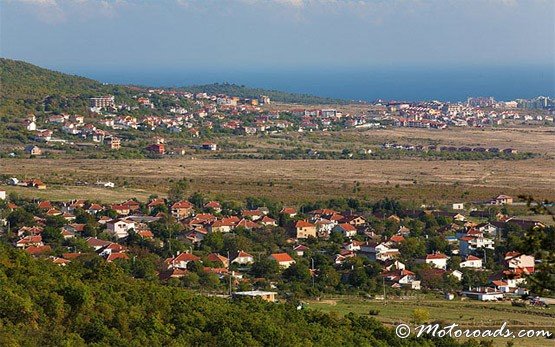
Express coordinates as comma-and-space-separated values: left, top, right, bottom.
0, 243, 466, 346
0, 58, 117, 116
180, 83, 349, 105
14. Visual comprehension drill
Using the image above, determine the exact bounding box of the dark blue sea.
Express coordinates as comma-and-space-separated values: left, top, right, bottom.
69, 65, 554, 102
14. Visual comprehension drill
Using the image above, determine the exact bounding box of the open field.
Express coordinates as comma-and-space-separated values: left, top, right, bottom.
1, 157, 554, 204
223, 126, 555, 155
308, 297, 555, 347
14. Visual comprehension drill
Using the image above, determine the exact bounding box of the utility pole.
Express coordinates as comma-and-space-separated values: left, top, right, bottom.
228, 251, 232, 297
311, 258, 315, 288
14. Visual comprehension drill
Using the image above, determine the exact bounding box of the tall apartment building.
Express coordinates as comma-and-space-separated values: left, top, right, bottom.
90, 96, 115, 108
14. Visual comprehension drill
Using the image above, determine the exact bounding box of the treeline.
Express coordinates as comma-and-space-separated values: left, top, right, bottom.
0, 243, 471, 347
180, 82, 350, 105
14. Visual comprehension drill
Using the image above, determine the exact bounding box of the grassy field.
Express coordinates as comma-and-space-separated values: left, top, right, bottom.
308, 297, 555, 346
1, 157, 554, 204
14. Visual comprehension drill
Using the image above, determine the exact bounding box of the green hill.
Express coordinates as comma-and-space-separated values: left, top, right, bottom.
0, 58, 104, 100
0, 58, 349, 117
0, 243, 455, 346
180, 82, 349, 105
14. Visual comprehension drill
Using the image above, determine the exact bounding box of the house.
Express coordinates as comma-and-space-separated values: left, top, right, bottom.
166, 252, 201, 269
106, 253, 130, 262
504, 252, 535, 273
425, 252, 449, 270
207, 253, 229, 268
280, 207, 297, 218
232, 290, 277, 302
232, 250, 254, 265
491, 195, 513, 205
171, 200, 194, 219
461, 288, 504, 301
147, 198, 166, 212
383, 269, 421, 290
295, 220, 317, 239
293, 244, 309, 257
106, 218, 135, 239
86, 237, 112, 251
16, 235, 43, 248
201, 142, 218, 151
204, 201, 222, 213
452, 203, 464, 210
270, 253, 296, 268
333, 223, 357, 237
242, 209, 265, 221
146, 143, 165, 155
0, 190, 6, 200
24, 145, 42, 156
25, 179, 46, 189
339, 215, 367, 226
460, 255, 483, 269
260, 216, 277, 226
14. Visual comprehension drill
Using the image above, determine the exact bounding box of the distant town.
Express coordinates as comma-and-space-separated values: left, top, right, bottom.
10, 90, 554, 159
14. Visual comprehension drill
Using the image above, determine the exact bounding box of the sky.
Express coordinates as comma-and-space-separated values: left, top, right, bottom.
1, 0, 554, 100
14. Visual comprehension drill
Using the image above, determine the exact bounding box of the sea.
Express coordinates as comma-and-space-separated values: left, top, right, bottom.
72, 65, 555, 103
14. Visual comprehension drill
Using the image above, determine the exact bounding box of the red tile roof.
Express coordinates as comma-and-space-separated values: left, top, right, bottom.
270, 253, 294, 263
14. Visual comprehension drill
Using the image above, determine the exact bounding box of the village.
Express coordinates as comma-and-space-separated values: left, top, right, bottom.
0, 184, 550, 306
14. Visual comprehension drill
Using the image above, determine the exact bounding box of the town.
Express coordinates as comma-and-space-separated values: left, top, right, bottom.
7, 88, 554, 159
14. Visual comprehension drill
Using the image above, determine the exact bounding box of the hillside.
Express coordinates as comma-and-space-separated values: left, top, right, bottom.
0, 243, 454, 346
180, 82, 350, 105
0, 58, 105, 100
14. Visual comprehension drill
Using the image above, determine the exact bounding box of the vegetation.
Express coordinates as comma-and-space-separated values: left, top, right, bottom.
179, 82, 350, 105
0, 243, 467, 346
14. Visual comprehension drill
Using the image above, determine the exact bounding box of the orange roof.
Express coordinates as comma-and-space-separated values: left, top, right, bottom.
270, 253, 294, 263
173, 252, 200, 262
106, 253, 129, 262
295, 220, 315, 228
281, 207, 297, 214
426, 253, 448, 260
172, 200, 193, 209
25, 245, 51, 255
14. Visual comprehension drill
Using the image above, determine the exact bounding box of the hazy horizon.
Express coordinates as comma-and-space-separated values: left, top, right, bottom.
2, 0, 554, 101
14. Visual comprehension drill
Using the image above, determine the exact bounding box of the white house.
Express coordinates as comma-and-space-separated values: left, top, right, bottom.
0, 190, 6, 200
106, 219, 135, 239
460, 255, 483, 269
452, 203, 464, 210
232, 250, 254, 265
425, 252, 449, 270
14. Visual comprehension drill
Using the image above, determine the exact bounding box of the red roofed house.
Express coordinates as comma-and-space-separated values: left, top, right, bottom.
171, 200, 194, 219
146, 143, 165, 155
260, 216, 277, 226
295, 220, 317, 239
207, 253, 229, 268
269, 253, 296, 268
25, 245, 51, 256
167, 252, 201, 269
232, 250, 254, 265
280, 207, 297, 218
460, 255, 483, 269
425, 252, 450, 270
106, 252, 130, 262
333, 223, 357, 237
204, 201, 222, 213
504, 252, 535, 273
16, 235, 43, 248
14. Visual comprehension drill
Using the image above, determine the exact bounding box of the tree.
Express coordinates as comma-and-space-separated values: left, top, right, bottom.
7, 209, 35, 229
168, 178, 189, 202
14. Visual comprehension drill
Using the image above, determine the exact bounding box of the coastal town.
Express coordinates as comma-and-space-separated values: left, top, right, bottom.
7, 88, 553, 159
1, 186, 551, 305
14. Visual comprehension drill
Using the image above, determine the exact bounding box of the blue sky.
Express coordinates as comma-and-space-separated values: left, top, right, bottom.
2, 0, 554, 72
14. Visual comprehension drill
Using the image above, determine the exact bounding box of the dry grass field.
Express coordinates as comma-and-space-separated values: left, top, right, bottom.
1, 157, 554, 204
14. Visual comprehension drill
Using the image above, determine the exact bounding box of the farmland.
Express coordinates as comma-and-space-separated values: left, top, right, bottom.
308, 297, 555, 347
1, 156, 554, 204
